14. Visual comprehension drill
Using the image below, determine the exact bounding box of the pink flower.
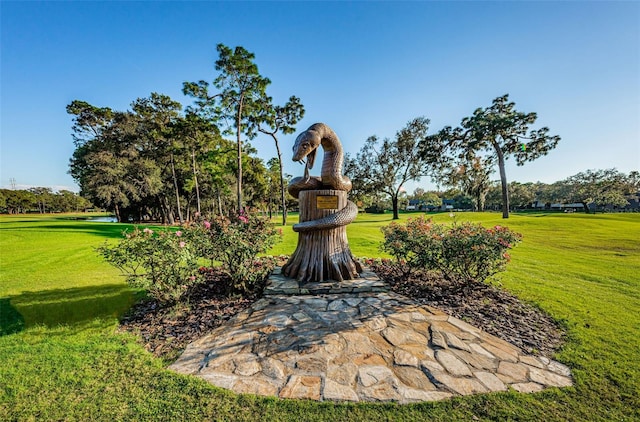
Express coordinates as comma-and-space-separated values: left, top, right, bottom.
494, 225, 502, 230
176, 231, 182, 237
239, 215, 249, 224
189, 275, 196, 281
203, 221, 211, 229
143, 228, 153, 235
179, 241, 186, 248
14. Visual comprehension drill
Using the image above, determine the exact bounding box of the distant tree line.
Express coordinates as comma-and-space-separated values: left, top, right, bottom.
346, 95, 561, 219
67, 44, 303, 224
397, 168, 639, 214
0, 188, 91, 214
340, 95, 636, 216
345, 94, 636, 218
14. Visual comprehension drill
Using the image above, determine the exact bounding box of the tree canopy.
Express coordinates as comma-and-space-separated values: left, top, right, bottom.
559, 168, 638, 213
0, 188, 90, 214
67, 92, 273, 222
443, 155, 495, 212
183, 44, 271, 214
250, 95, 305, 225
346, 117, 445, 219
430, 94, 561, 218
67, 44, 304, 222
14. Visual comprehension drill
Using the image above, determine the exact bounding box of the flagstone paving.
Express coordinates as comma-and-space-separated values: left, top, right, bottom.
169, 270, 572, 403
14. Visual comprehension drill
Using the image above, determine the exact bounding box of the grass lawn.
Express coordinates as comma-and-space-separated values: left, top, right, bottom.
1, 212, 639, 421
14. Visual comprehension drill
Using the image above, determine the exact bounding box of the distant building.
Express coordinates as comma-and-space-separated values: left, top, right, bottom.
441, 199, 454, 211
532, 192, 640, 212
406, 199, 423, 211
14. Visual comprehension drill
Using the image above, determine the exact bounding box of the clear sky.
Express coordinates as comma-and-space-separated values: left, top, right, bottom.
1, 1, 638, 193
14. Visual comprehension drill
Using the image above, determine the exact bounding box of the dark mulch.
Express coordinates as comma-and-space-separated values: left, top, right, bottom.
119, 265, 566, 361
118, 268, 262, 360
374, 265, 566, 358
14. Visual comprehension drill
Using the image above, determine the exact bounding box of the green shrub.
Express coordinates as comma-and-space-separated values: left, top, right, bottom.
381, 216, 522, 283
97, 227, 204, 305
98, 213, 281, 303
189, 213, 280, 294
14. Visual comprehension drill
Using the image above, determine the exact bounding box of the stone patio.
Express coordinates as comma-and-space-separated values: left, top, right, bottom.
169, 270, 572, 403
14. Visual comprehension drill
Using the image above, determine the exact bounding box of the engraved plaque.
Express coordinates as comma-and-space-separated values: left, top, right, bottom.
316, 195, 339, 209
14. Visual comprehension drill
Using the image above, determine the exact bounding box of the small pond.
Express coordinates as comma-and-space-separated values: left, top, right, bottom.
85, 216, 118, 223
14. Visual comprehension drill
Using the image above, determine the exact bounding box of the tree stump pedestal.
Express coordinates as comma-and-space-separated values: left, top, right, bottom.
282, 190, 362, 284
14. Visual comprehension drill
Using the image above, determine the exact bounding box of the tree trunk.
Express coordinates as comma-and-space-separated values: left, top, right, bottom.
158, 197, 167, 224
282, 190, 362, 284
236, 97, 244, 215
192, 148, 201, 214
494, 143, 510, 218
392, 195, 399, 220
170, 153, 184, 224
476, 192, 486, 212
273, 136, 287, 226
582, 202, 590, 214
114, 203, 121, 223
160, 196, 175, 225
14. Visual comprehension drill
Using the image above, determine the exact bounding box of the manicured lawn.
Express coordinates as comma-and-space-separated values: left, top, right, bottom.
1, 212, 639, 421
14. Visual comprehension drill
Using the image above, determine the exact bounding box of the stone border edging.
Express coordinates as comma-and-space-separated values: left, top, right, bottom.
265, 267, 388, 295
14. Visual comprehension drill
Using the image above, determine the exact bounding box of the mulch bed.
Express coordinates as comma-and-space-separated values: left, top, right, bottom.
119, 266, 565, 360
374, 265, 565, 358
118, 268, 261, 360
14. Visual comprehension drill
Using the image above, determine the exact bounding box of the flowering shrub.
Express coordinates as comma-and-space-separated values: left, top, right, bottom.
187, 213, 281, 294
98, 213, 281, 304
97, 227, 204, 305
381, 216, 522, 284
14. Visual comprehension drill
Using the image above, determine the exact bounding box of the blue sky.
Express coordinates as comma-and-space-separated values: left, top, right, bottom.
1, 1, 638, 193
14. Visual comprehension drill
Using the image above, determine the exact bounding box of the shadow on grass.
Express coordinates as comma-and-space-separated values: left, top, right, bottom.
0, 298, 25, 335
0, 284, 137, 335
0, 223, 134, 239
